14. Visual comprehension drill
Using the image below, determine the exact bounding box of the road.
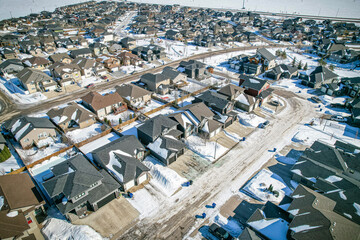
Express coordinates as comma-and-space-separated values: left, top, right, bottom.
118, 89, 318, 240
0, 43, 292, 123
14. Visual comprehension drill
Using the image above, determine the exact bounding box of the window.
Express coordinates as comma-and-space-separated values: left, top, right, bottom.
137, 151, 143, 159
26, 216, 32, 224
90, 182, 98, 188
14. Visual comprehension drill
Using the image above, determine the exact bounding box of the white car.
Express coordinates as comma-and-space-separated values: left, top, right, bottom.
331, 116, 347, 122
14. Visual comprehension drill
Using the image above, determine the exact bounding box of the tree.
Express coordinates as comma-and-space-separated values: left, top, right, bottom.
268, 184, 273, 192
275, 49, 281, 56
184, 39, 188, 46
119, 118, 122, 124
329, 64, 335, 71
281, 51, 287, 59
298, 60, 303, 70
292, 57, 296, 67
150, 38, 155, 45
303, 63, 308, 70
318, 58, 327, 66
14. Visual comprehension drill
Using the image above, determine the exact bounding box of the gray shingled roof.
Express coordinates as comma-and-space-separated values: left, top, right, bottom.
115, 83, 151, 100
137, 115, 179, 141
195, 90, 231, 110
310, 66, 339, 84
112, 153, 149, 183
16, 68, 53, 85
141, 73, 169, 83
47, 102, 95, 126
161, 66, 186, 81
256, 48, 276, 61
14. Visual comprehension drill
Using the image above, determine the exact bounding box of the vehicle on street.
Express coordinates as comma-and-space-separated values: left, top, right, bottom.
258, 120, 270, 129
311, 96, 322, 103
86, 83, 95, 88
330, 115, 347, 122
101, 75, 108, 80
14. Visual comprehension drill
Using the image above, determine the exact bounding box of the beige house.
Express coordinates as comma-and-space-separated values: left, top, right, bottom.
140, 73, 171, 94
49, 53, 73, 64
72, 57, 95, 78
50, 62, 82, 83
0, 173, 46, 240
22, 56, 50, 70
115, 83, 152, 109
16, 68, 57, 94
3, 116, 57, 149
47, 102, 97, 132
81, 91, 128, 118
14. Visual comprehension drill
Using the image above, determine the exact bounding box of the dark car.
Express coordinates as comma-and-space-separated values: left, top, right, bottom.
86, 83, 95, 88
258, 120, 270, 129
209, 223, 234, 240
311, 96, 322, 103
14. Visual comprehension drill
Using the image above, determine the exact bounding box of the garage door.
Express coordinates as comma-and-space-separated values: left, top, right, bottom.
168, 155, 176, 165
96, 193, 116, 209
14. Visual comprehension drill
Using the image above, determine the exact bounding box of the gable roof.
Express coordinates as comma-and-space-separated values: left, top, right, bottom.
179, 59, 206, 70
81, 91, 125, 111
22, 56, 49, 67
72, 57, 95, 69
218, 84, 244, 98
3, 116, 56, 141
16, 68, 53, 84
161, 66, 186, 81
240, 75, 269, 91
140, 73, 169, 83
195, 90, 231, 110
256, 48, 276, 61
310, 66, 339, 83
147, 135, 186, 160
268, 64, 298, 76
49, 53, 72, 62
0, 173, 44, 210
115, 83, 151, 100
47, 102, 95, 125
138, 115, 179, 140
0, 59, 23, 71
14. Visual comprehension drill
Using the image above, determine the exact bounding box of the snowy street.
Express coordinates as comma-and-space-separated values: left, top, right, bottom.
120, 88, 320, 239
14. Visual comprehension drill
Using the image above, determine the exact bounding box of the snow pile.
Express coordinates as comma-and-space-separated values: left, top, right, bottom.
223, 130, 242, 142
261, 106, 275, 114
248, 218, 288, 240
7, 211, 18, 217
65, 123, 102, 143
214, 215, 243, 238
184, 135, 228, 162
242, 169, 292, 203
42, 218, 104, 240
127, 188, 160, 220
275, 154, 297, 165
238, 113, 265, 128
143, 156, 186, 197
37, 137, 55, 148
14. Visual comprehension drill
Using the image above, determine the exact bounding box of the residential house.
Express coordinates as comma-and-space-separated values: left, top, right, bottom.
101, 55, 121, 72
0, 173, 46, 240
47, 102, 97, 132
341, 77, 360, 97
3, 116, 57, 149
93, 62, 108, 77
147, 135, 186, 165
73, 57, 95, 78
120, 37, 136, 50
49, 53, 72, 64
108, 43, 123, 54
40, 38, 56, 54
115, 83, 152, 109
239, 74, 271, 100
50, 62, 82, 84
165, 29, 183, 41
132, 45, 166, 62
265, 64, 298, 80
348, 97, 360, 124
16, 68, 58, 93
300, 66, 339, 88
89, 42, 109, 56
193, 90, 234, 115
161, 66, 187, 86
1, 47, 18, 59
140, 73, 171, 94
55, 38, 75, 49
91, 135, 149, 191
42, 155, 121, 220
287, 185, 360, 239
117, 51, 142, 66
178, 60, 207, 80
329, 49, 359, 63
22, 56, 50, 70
217, 84, 258, 112
0, 59, 24, 78
81, 91, 127, 117
320, 83, 341, 96
70, 48, 93, 59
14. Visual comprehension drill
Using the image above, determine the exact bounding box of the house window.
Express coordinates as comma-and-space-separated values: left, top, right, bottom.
137, 151, 143, 159
24, 138, 29, 143
26, 216, 32, 224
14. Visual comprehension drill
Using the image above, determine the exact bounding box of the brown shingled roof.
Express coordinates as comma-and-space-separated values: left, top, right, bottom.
81, 91, 125, 111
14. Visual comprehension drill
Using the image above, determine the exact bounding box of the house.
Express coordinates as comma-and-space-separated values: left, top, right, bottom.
42, 154, 121, 220
217, 84, 257, 112
16, 68, 57, 93
147, 135, 186, 165
341, 77, 360, 97
287, 185, 360, 239
1, 47, 18, 59
265, 64, 298, 80
234, 48, 276, 75
81, 91, 127, 117
120, 37, 136, 50
117, 51, 142, 66
140, 73, 171, 94
239, 74, 271, 99
70, 48, 93, 58
161, 66, 187, 86
89, 42, 109, 56
115, 83, 152, 109
0, 59, 24, 78
217, 84, 244, 101
165, 29, 183, 41
91, 135, 149, 191
329, 49, 359, 63
49, 53, 72, 64
101, 56, 121, 72
168, 102, 221, 139
348, 97, 360, 124
193, 90, 234, 115
0, 173, 46, 240
137, 115, 182, 145
22, 56, 50, 70
300, 66, 339, 88
320, 83, 341, 96
3, 116, 57, 149
72, 57, 95, 78
178, 60, 207, 80
132, 45, 166, 62
47, 102, 97, 132
108, 43, 123, 54
50, 62, 82, 83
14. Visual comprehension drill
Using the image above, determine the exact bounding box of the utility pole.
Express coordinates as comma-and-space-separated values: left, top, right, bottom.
242, 0, 245, 9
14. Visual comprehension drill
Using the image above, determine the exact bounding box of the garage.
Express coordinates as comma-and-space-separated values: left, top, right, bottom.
96, 192, 116, 210
168, 155, 177, 165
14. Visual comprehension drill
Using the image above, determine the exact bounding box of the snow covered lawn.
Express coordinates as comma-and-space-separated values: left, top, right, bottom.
242, 169, 292, 204
42, 218, 104, 240
143, 156, 187, 197
79, 133, 120, 160
180, 80, 207, 93
184, 135, 228, 162
139, 100, 164, 114
126, 188, 160, 220
120, 121, 142, 137
147, 106, 177, 118
65, 123, 103, 144
237, 112, 266, 128
104, 110, 136, 126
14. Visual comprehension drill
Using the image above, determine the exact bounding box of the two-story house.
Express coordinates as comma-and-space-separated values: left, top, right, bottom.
140, 73, 171, 94
115, 83, 152, 109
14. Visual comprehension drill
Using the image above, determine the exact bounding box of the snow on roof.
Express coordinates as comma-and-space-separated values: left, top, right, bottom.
291, 169, 317, 183
353, 203, 360, 216
248, 218, 288, 240
24, 60, 32, 67
52, 116, 68, 124
177, 67, 185, 72
339, 191, 347, 200
290, 225, 322, 233
288, 209, 299, 215
71, 109, 78, 121
14, 123, 31, 141
249, 78, 260, 84
202, 121, 209, 133
184, 110, 200, 125
106, 150, 130, 183
147, 138, 169, 160
11, 119, 22, 133
180, 113, 195, 127
0, 196, 4, 210
235, 93, 249, 105
325, 175, 343, 183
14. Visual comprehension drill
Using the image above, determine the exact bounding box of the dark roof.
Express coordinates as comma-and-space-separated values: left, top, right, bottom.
16, 68, 53, 85
70, 48, 92, 57
194, 90, 231, 110
3, 116, 56, 141
148, 135, 186, 160
240, 76, 269, 91
113, 153, 149, 183
179, 59, 206, 70
138, 115, 178, 140
0, 59, 23, 70
140, 73, 169, 83
256, 48, 276, 61
310, 66, 339, 84
161, 66, 186, 81
238, 227, 262, 240
217, 84, 244, 98
267, 64, 298, 76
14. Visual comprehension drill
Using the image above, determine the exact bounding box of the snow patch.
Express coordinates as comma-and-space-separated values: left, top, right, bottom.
290, 225, 322, 233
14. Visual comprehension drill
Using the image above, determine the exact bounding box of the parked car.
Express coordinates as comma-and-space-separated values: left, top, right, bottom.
271, 100, 280, 106
311, 96, 322, 103
331, 115, 347, 122
55, 87, 62, 92
258, 120, 270, 129
208, 223, 234, 240
101, 75, 108, 80
86, 83, 95, 88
